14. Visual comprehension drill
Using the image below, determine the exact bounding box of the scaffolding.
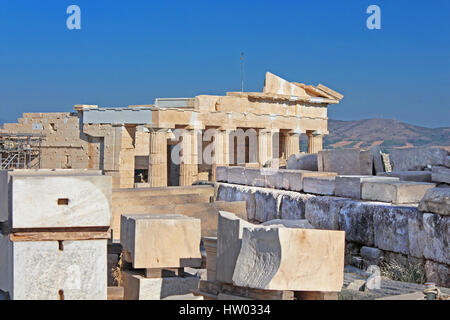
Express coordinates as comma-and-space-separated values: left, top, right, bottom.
0, 133, 45, 169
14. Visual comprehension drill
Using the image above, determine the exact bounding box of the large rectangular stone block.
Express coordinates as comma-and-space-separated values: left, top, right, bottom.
215, 166, 228, 182
120, 214, 202, 269
445, 156, 450, 168
418, 187, 450, 216
361, 181, 436, 204
279, 170, 337, 192
216, 211, 254, 284
421, 214, 449, 265
254, 190, 280, 222
318, 149, 373, 175
122, 271, 200, 300
286, 154, 318, 171
0, 236, 107, 300
232, 227, 345, 292
388, 147, 448, 171
227, 167, 246, 185
216, 184, 256, 221
373, 205, 418, 255
305, 196, 351, 230
338, 201, 379, 246
243, 168, 265, 187
303, 177, 335, 196
335, 176, 400, 199
432, 166, 450, 184
263, 170, 284, 189
279, 192, 315, 220
0, 171, 111, 228
377, 171, 432, 183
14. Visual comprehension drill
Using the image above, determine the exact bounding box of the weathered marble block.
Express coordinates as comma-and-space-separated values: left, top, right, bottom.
388, 147, 448, 171
122, 271, 200, 300
418, 187, 450, 216
263, 169, 284, 189
373, 204, 418, 255
215, 166, 228, 182
243, 168, 265, 187
286, 154, 318, 171
227, 167, 246, 185
421, 213, 449, 265
335, 175, 399, 199
120, 214, 202, 269
279, 170, 337, 192
254, 190, 280, 222
318, 149, 373, 175
432, 166, 450, 184
425, 260, 450, 288
303, 176, 335, 196
377, 171, 432, 183
0, 170, 111, 228
279, 170, 304, 191
305, 196, 351, 230
361, 181, 436, 204
338, 201, 378, 246
279, 192, 315, 220
216, 184, 256, 221
231, 227, 345, 292
216, 211, 254, 284
445, 156, 450, 168
0, 236, 107, 300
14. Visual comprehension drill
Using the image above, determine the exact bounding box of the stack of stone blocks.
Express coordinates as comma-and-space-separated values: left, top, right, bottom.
120, 214, 203, 300
0, 169, 112, 300
215, 147, 450, 287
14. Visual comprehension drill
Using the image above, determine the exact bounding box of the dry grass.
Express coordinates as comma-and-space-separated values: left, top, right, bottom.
380, 260, 426, 285
112, 252, 124, 286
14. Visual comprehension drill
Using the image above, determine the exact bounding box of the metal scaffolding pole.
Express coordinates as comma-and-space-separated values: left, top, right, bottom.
0, 133, 45, 170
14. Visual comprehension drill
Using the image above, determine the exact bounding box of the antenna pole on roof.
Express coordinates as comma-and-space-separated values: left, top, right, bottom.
241, 52, 245, 93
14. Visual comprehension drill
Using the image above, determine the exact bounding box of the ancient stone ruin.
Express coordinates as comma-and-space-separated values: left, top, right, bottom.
0, 72, 448, 301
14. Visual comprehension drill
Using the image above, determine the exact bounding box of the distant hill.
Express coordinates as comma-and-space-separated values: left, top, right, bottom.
324, 119, 450, 151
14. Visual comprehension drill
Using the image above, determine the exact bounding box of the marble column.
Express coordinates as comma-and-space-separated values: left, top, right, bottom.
258, 130, 273, 167
211, 130, 229, 181
307, 132, 323, 154
148, 129, 168, 187
179, 129, 199, 186
119, 125, 136, 188
283, 132, 300, 160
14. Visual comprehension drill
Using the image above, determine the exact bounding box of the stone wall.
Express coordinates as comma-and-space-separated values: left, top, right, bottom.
216, 182, 449, 287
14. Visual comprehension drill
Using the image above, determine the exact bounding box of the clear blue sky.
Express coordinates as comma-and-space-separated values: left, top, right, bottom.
0, 0, 449, 127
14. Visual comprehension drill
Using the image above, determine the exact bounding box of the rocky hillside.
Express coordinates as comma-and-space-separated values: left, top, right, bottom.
324, 119, 450, 151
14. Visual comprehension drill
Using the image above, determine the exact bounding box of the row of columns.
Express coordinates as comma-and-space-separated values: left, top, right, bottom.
147, 128, 323, 187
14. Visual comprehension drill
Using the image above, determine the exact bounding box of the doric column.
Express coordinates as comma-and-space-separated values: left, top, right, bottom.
148, 128, 168, 187
307, 132, 323, 154
179, 129, 199, 186
211, 130, 229, 181
258, 129, 272, 167
214, 130, 229, 166
284, 132, 300, 159
119, 125, 136, 189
